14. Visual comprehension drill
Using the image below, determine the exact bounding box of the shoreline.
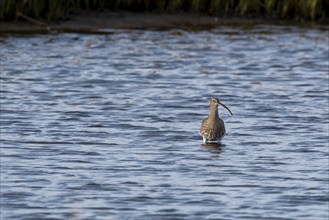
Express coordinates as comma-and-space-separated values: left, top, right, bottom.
0, 11, 328, 34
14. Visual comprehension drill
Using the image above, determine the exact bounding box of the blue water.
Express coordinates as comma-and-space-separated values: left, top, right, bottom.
1, 25, 328, 219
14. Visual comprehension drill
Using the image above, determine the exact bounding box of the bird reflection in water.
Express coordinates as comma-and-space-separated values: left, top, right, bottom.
201, 143, 224, 154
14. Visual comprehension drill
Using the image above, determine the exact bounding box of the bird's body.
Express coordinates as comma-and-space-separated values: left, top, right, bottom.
200, 98, 233, 144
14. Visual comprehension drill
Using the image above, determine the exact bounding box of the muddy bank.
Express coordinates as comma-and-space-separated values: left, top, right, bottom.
0, 11, 308, 34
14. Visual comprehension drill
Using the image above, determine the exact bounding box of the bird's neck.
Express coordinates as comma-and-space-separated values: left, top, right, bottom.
208, 107, 219, 120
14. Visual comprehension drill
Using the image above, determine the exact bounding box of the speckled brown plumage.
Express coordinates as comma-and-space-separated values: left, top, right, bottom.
200, 98, 233, 143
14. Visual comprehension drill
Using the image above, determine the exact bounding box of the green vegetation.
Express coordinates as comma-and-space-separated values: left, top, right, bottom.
1, 0, 328, 21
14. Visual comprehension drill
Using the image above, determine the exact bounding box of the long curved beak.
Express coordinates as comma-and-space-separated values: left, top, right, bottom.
219, 102, 233, 115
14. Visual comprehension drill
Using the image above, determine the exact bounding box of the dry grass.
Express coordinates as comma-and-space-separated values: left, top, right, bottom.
0, 0, 328, 21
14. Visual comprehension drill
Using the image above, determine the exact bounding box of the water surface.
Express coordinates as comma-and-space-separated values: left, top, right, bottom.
1, 25, 328, 219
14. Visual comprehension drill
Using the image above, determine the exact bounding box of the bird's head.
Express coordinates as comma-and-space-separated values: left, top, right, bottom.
210, 97, 233, 115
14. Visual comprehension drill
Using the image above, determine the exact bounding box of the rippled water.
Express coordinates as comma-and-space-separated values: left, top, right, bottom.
1, 25, 328, 219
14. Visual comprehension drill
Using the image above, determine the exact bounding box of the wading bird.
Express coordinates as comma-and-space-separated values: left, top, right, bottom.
200, 98, 233, 144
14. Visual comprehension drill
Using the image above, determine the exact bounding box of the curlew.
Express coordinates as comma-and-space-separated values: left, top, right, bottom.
200, 97, 233, 143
